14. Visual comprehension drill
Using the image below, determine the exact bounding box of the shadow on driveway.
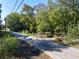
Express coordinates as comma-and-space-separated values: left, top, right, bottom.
33, 39, 69, 52
13, 40, 43, 59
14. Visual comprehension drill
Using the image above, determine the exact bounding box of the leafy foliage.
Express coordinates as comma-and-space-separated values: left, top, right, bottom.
5, 13, 26, 32
0, 34, 19, 58
4, 0, 79, 39
21, 4, 36, 33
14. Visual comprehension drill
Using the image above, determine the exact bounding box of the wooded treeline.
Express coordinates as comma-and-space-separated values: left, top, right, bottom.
4, 0, 79, 38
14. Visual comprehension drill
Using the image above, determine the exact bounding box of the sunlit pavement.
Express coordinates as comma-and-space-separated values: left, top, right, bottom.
32, 38, 79, 59
11, 32, 79, 59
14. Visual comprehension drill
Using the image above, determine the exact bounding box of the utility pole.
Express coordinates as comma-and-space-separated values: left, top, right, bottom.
48, 0, 53, 10
0, 4, 2, 18
0, 4, 2, 31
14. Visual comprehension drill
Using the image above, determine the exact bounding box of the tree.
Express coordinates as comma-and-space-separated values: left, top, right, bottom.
54, 0, 79, 40
5, 13, 26, 32
58, 0, 79, 25
36, 10, 49, 33
34, 3, 47, 12
22, 4, 34, 15
48, 0, 53, 10
34, 3, 50, 33
21, 4, 36, 33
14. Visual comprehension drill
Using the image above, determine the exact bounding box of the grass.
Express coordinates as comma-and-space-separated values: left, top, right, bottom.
0, 31, 19, 59
0, 31, 52, 59
53, 35, 79, 48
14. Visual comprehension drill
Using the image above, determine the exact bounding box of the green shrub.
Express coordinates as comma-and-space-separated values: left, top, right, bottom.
0, 35, 19, 58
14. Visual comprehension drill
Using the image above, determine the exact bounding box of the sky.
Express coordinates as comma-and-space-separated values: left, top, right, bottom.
0, 0, 48, 20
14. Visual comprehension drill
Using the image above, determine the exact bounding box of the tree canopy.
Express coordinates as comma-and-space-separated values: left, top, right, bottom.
5, 13, 26, 32
4, 0, 79, 38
